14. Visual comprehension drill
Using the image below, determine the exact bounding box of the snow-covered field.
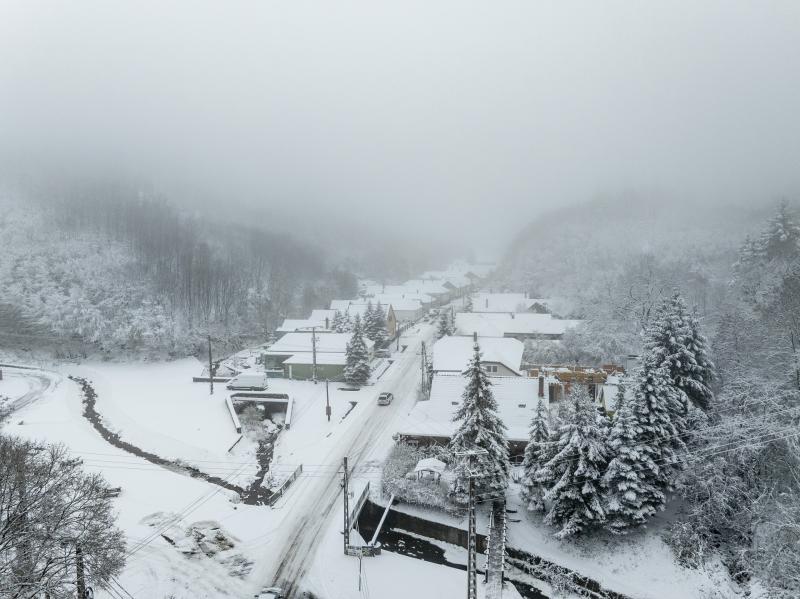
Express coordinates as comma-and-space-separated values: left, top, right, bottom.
1, 323, 462, 599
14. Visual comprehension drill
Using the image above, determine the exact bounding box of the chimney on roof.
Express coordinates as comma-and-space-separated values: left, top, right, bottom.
325, 317, 329, 329
485, 298, 489, 308
473, 331, 477, 343
538, 375, 545, 398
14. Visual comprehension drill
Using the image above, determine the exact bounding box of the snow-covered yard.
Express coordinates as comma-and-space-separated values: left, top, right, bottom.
372, 481, 742, 599
67, 358, 392, 489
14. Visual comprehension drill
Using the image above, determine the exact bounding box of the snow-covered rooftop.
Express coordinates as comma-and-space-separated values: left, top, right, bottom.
403, 279, 451, 295
401, 374, 548, 442
329, 300, 390, 317
471, 292, 545, 313
282, 352, 348, 366
310, 309, 337, 321
372, 295, 423, 312
455, 312, 582, 337
265, 332, 373, 355
432, 336, 524, 375
276, 318, 331, 333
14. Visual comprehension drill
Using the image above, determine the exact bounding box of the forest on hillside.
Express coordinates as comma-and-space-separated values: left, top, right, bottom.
0, 184, 358, 358
504, 199, 800, 597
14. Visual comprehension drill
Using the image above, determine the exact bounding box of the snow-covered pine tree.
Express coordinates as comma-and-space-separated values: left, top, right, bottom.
448, 343, 510, 505
602, 382, 661, 533
437, 310, 451, 339
464, 294, 473, 312
646, 293, 713, 412
632, 356, 683, 499
332, 310, 347, 333
685, 307, 715, 410
757, 200, 800, 262
540, 384, 608, 538
371, 302, 388, 346
342, 312, 354, 332
521, 398, 552, 512
343, 314, 371, 385
362, 301, 378, 341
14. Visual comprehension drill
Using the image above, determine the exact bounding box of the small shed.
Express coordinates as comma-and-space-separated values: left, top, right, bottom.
414, 458, 446, 482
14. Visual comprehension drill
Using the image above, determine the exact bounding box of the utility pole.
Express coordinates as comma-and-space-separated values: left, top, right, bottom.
467, 466, 478, 599
75, 542, 86, 599
311, 326, 318, 384
325, 379, 331, 422
454, 449, 487, 599
342, 456, 350, 553
420, 342, 427, 396
207, 334, 214, 395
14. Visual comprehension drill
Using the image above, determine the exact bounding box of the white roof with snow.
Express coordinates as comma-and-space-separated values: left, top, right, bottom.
455, 312, 581, 338
403, 279, 451, 295
414, 457, 446, 474
282, 353, 348, 366
265, 332, 373, 355
432, 336, 524, 375
372, 295, 423, 312
471, 292, 544, 313
401, 374, 548, 442
276, 318, 332, 333
329, 300, 389, 317
310, 309, 337, 321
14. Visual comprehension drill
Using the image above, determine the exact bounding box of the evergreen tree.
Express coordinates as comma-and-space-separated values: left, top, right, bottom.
464, 294, 474, 312
343, 314, 371, 385
603, 382, 662, 533
757, 200, 800, 262
332, 310, 347, 333
371, 302, 388, 346
632, 357, 683, 499
362, 301, 377, 340
449, 343, 510, 505
521, 399, 552, 512
540, 384, 608, 538
342, 312, 354, 333
647, 293, 714, 412
437, 310, 452, 339
685, 307, 715, 409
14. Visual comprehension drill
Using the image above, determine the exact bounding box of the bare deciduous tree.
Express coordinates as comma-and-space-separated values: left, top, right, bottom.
0, 436, 125, 599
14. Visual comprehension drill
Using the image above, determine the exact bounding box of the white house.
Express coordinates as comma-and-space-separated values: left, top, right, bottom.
262, 332, 374, 380
399, 373, 552, 457
471, 292, 545, 313
455, 312, 582, 340
276, 317, 333, 336
371, 296, 424, 322
432, 336, 524, 376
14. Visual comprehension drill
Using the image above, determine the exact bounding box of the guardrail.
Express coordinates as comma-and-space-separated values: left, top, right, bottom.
284, 396, 294, 430
268, 464, 303, 507
349, 481, 371, 528
224, 396, 242, 433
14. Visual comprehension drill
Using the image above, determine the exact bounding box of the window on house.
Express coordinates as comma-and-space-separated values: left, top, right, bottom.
484, 364, 498, 373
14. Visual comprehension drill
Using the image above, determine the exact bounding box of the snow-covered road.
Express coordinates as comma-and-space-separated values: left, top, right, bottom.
0, 364, 58, 412
257, 322, 436, 597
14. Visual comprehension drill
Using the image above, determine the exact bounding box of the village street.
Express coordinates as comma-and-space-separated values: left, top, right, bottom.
255, 319, 438, 597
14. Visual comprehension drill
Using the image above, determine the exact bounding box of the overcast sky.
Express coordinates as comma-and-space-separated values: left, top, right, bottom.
1, 1, 799, 251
